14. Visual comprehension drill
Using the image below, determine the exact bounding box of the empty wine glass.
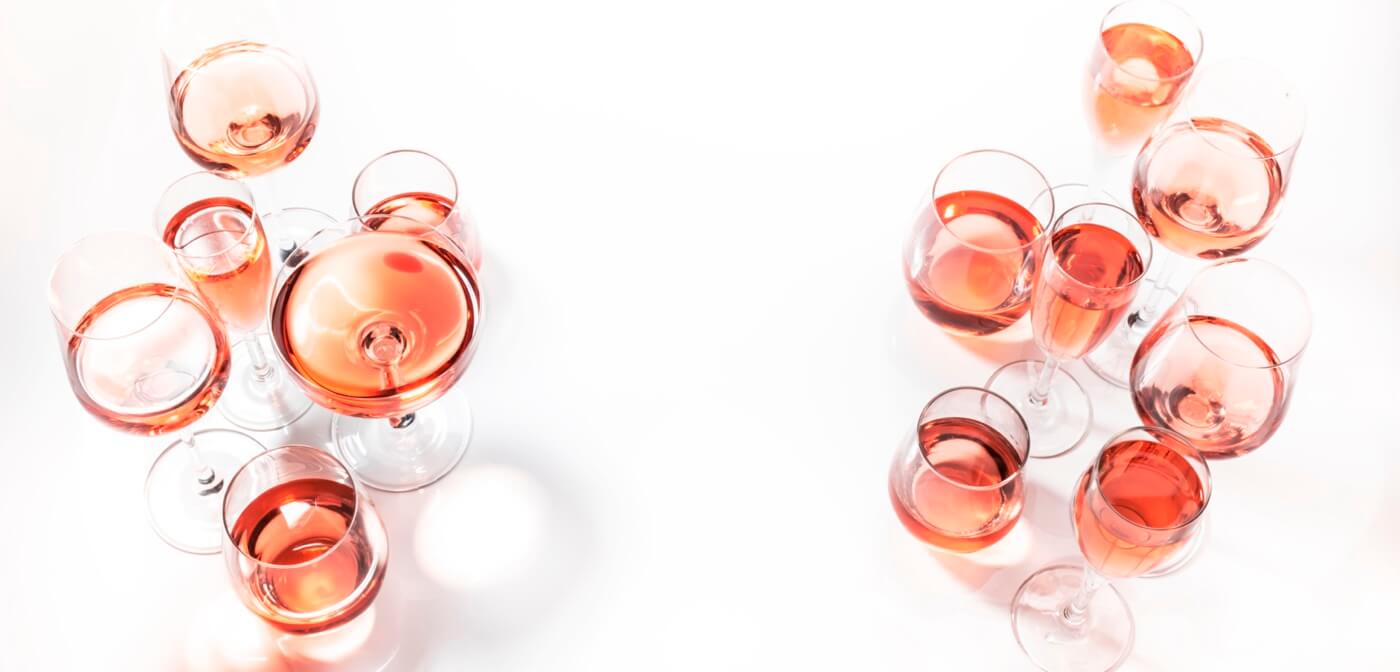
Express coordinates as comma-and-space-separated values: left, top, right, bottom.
49, 231, 265, 553
352, 149, 482, 270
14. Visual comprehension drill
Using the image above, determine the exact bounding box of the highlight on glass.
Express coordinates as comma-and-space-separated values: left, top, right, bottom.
888, 386, 1029, 553
987, 201, 1153, 458
903, 149, 1053, 337
1011, 426, 1210, 672
223, 444, 388, 634
351, 149, 482, 271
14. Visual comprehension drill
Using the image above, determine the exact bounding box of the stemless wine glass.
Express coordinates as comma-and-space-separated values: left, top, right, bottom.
1131, 258, 1310, 459
988, 202, 1153, 458
156, 172, 311, 431
49, 231, 265, 553
158, 0, 318, 181
889, 386, 1030, 552
351, 149, 482, 270
903, 150, 1053, 336
270, 214, 482, 492
1012, 426, 1210, 671
223, 444, 388, 633
1085, 59, 1305, 388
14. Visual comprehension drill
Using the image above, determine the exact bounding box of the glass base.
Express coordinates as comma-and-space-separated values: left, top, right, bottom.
1011, 565, 1134, 672
1083, 285, 1180, 389
331, 386, 472, 492
218, 334, 313, 432
987, 360, 1091, 459
145, 429, 266, 554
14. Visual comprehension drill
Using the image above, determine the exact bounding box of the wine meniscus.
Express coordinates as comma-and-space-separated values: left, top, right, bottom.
162, 197, 273, 333
1086, 22, 1196, 154
1032, 222, 1146, 360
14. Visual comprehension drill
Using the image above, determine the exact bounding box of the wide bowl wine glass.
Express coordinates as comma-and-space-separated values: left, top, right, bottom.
1086, 59, 1305, 388
223, 444, 388, 633
988, 202, 1153, 458
888, 386, 1029, 553
270, 215, 482, 492
351, 149, 483, 270
903, 149, 1053, 336
159, 0, 318, 180
49, 231, 265, 553
1131, 258, 1310, 459
1012, 426, 1210, 671
156, 172, 311, 431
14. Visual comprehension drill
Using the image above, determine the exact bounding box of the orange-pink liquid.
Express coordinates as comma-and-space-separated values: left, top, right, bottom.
1032, 223, 1145, 360
163, 197, 273, 332
1086, 22, 1195, 154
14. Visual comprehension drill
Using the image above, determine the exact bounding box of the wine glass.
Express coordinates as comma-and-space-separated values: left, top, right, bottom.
1085, 59, 1305, 388
903, 150, 1054, 336
987, 202, 1153, 458
1012, 425, 1210, 671
351, 149, 483, 270
48, 231, 265, 553
261, 207, 338, 266
156, 172, 311, 432
223, 444, 388, 633
158, 0, 318, 183
888, 386, 1029, 552
269, 215, 482, 492
1131, 258, 1310, 459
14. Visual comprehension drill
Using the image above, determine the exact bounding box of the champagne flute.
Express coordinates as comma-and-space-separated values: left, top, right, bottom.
1085, 59, 1305, 387
49, 231, 265, 553
156, 172, 311, 431
351, 149, 483, 270
988, 202, 1153, 458
269, 215, 482, 492
1131, 258, 1310, 459
1011, 426, 1210, 671
223, 444, 388, 633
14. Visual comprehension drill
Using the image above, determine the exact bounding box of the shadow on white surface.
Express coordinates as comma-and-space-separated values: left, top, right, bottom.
888, 299, 1039, 373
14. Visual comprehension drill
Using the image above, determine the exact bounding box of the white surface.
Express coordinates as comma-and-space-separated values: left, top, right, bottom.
2, 0, 1398, 669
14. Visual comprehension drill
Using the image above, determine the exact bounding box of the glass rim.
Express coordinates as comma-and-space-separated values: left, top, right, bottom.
929, 149, 1053, 254
222, 443, 365, 570
351, 148, 461, 219
1182, 58, 1307, 161
1183, 257, 1312, 369
1090, 425, 1212, 532
1044, 201, 1155, 292
157, 171, 261, 261
914, 385, 1030, 491
1096, 0, 1203, 86
48, 231, 185, 341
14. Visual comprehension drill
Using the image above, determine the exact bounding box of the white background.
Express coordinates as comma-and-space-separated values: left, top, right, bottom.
2, 0, 1397, 669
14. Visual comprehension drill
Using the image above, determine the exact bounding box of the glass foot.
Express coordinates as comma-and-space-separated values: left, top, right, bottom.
1011, 564, 1134, 672
987, 360, 1091, 459
145, 429, 266, 554
1140, 512, 1206, 578
331, 386, 472, 492
218, 334, 313, 432
1084, 285, 1179, 389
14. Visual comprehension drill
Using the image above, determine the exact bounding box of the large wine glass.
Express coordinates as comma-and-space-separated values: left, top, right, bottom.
49, 231, 265, 553
269, 215, 482, 492
351, 149, 483, 271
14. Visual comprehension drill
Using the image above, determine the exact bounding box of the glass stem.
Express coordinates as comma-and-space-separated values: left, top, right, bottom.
389, 413, 416, 429
1027, 356, 1062, 408
1127, 251, 1183, 330
179, 429, 224, 496
1063, 564, 1110, 629
245, 332, 275, 383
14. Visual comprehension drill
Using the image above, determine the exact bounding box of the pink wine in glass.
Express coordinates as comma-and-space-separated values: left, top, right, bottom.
361, 191, 483, 270
1087, 22, 1195, 154
1131, 315, 1287, 459
162, 197, 273, 332
1073, 437, 1206, 578
1033, 223, 1145, 361
63, 283, 230, 435
906, 190, 1044, 335
889, 417, 1025, 552
169, 41, 318, 177
270, 231, 478, 418
227, 477, 386, 633
1133, 117, 1286, 258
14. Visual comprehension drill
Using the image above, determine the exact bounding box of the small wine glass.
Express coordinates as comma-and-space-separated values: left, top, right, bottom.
49, 231, 265, 553
1011, 425, 1210, 671
155, 172, 312, 432
988, 202, 1154, 458
223, 444, 388, 633
352, 149, 482, 270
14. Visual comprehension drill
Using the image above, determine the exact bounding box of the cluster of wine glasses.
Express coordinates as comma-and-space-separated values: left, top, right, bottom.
893, 1, 1309, 669
47, 0, 483, 636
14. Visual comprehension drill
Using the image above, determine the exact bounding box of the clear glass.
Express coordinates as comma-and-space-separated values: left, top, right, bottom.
269, 214, 482, 492
155, 172, 311, 431
1012, 425, 1210, 671
222, 444, 388, 634
351, 149, 483, 270
48, 231, 264, 553
988, 202, 1153, 458
888, 386, 1029, 552
903, 149, 1054, 337
262, 207, 338, 267
1130, 258, 1310, 459
1086, 59, 1305, 387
